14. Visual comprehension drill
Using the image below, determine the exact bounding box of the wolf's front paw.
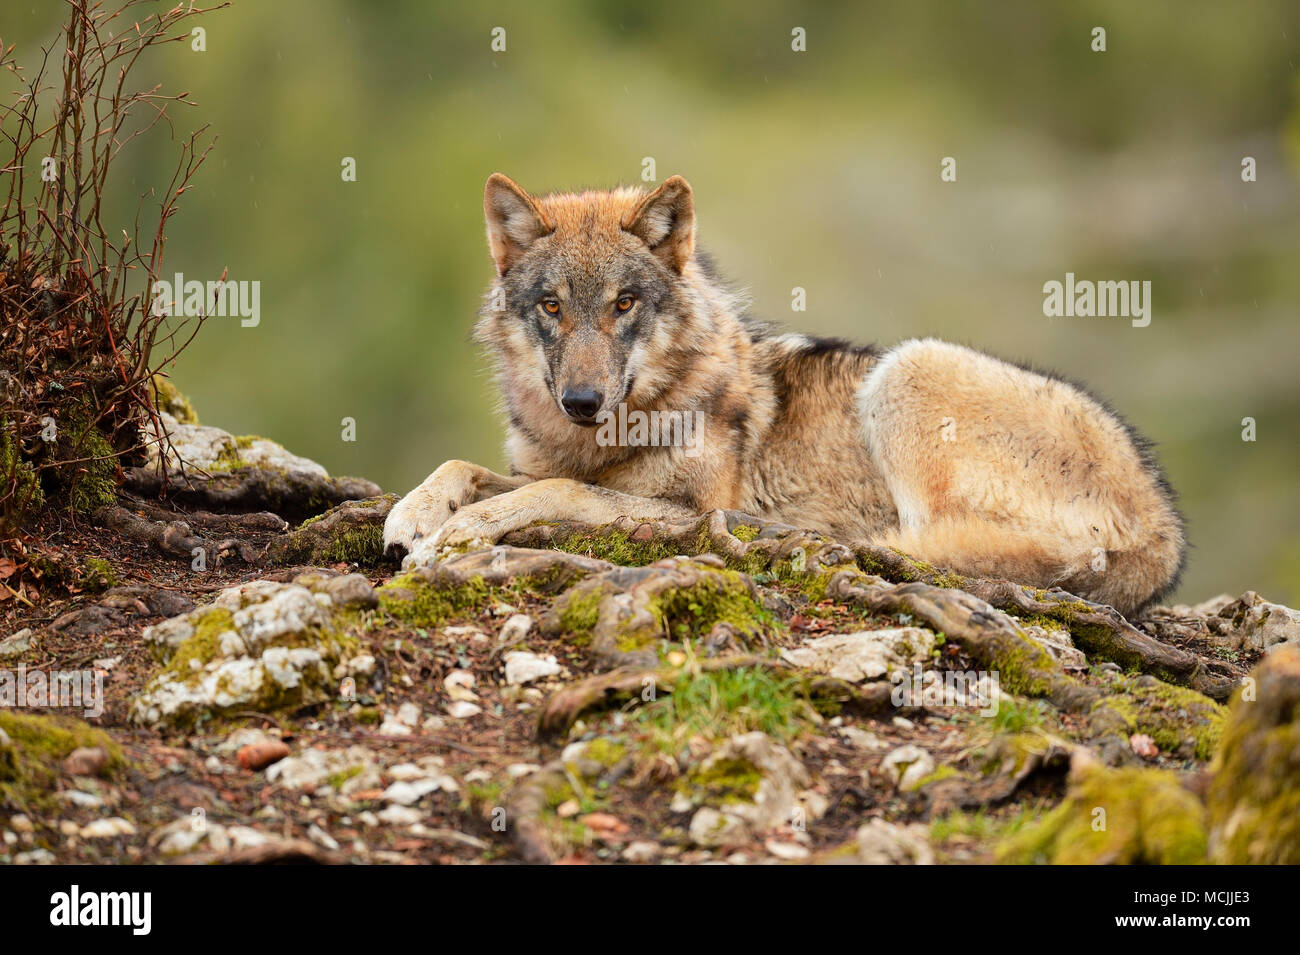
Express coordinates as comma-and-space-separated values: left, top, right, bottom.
428, 499, 519, 551
382, 460, 482, 554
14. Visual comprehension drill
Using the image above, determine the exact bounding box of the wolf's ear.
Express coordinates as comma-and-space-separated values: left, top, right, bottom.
623, 175, 695, 272
484, 173, 551, 276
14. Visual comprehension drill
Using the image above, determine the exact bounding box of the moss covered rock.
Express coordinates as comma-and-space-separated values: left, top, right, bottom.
150, 375, 199, 425
0, 711, 124, 811
680, 732, 817, 847
1088, 671, 1225, 761
996, 763, 1207, 864
1207, 644, 1300, 863
129, 576, 376, 728
269, 495, 396, 566
542, 558, 772, 668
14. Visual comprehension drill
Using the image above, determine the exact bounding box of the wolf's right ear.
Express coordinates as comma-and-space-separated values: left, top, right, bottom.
484, 173, 551, 275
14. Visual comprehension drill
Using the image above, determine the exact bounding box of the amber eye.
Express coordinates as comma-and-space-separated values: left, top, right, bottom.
615, 294, 636, 313
540, 299, 561, 317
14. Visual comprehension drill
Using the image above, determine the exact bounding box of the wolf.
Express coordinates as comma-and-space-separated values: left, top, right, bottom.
383, 173, 1186, 616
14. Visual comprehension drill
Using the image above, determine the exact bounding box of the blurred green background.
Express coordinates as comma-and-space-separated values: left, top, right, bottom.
7, 1, 1299, 605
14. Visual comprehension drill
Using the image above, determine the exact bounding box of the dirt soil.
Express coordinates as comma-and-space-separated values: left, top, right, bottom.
0, 479, 1274, 866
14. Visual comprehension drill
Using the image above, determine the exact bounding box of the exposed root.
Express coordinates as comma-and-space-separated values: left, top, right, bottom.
509, 511, 1219, 694
416, 544, 613, 594
97, 494, 400, 571
535, 655, 900, 740
264, 495, 397, 566
857, 553, 1228, 697
124, 464, 381, 522
94, 504, 258, 566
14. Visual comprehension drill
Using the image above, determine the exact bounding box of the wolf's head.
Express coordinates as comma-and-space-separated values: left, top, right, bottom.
474, 173, 702, 427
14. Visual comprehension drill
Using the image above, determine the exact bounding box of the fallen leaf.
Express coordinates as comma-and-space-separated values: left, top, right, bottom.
580, 812, 629, 837
1129, 734, 1159, 758
236, 740, 291, 771
63, 746, 109, 776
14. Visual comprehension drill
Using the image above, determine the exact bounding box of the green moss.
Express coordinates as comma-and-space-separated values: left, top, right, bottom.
558, 564, 773, 659
1208, 723, 1300, 864
1206, 651, 1300, 863
932, 805, 1039, 845
853, 548, 965, 588
0, 711, 125, 811
78, 557, 118, 593
150, 375, 198, 425
580, 737, 628, 769
208, 441, 246, 473
980, 630, 1061, 698
322, 527, 385, 565
53, 399, 118, 514
465, 779, 504, 810
679, 756, 762, 805
995, 766, 1207, 864
377, 572, 494, 628
554, 587, 602, 643
731, 524, 760, 543
858, 548, 923, 582
991, 697, 1050, 733
976, 731, 1060, 779
1089, 674, 1225, 760
143, 600, 361, 727
549, 528, 682, 566
542, 776, 579, 810
913, 763, 963, 789
157, 607, 236, 674
648, 567, 772, 643
770, 559, 844, 602
1016, 614, 1071, 634
0, 420, 45, 532
283, 522, 385, 566
1018, 599, 1190, 681
327, 765, 364, 790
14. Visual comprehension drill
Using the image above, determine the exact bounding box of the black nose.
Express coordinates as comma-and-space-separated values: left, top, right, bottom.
561, 387, 604, 421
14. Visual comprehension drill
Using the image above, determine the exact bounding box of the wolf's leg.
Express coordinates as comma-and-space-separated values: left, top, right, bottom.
857, 339, 1185, 615
424, 478, 695, 552
383, 459, 530, 553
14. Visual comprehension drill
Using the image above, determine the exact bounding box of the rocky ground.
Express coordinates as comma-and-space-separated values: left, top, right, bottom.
2, 401, 1298, 866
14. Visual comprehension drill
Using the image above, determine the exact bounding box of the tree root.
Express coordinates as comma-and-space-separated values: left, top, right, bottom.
175, 838, 340, 865
94, 504, 259, 566
850, 542, 1239, 698
496, 510, 1229, 760
535, 655, 902, 739
124, 464, 381, 522
503, 761, 575, 864
96, 495, 400, 571
508, 509, 1224, 695
417, 544, 614, 595
263, 495, 397, 566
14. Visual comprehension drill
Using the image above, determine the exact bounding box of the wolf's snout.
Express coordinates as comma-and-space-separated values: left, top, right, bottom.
560, 386, 604, 422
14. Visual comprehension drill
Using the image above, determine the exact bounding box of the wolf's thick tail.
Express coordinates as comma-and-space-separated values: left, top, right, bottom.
875, 516, 1185, 617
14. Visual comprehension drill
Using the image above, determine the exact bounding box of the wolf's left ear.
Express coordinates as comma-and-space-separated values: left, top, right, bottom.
484, 173, 551, 276
623, 175, 695, 272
